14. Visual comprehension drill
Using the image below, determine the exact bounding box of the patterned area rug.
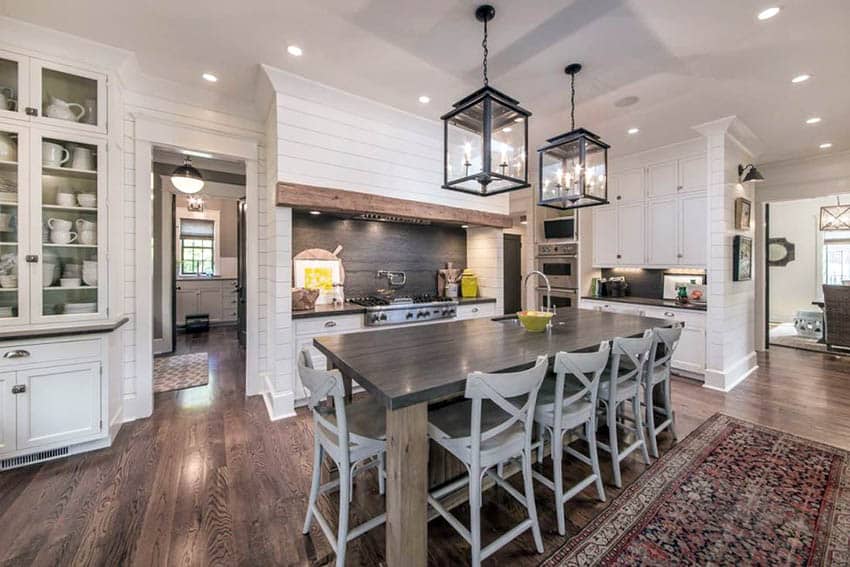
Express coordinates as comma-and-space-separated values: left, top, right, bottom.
542, 414, 850, 566
153, 352, 209, 393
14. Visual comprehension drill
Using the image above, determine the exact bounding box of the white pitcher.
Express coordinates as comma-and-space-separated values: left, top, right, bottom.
45, 96, 85, 122
75, 219, 96, 232
42, 141, 70, 167
0, 132, 16, 161
70, 147, 95, 171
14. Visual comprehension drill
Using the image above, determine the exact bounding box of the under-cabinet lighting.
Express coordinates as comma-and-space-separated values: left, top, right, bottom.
309, 210, 321, 215
182, 150, 213, 159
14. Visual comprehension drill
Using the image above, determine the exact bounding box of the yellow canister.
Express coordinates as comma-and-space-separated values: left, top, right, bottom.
461, 269, 478, 298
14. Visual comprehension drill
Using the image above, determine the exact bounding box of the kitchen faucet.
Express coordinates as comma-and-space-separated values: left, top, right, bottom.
524, 270, 553, 324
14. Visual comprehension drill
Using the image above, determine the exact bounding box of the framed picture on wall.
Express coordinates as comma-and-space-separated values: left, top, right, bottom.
735, 197, 752, 230
733, 235, 753, 281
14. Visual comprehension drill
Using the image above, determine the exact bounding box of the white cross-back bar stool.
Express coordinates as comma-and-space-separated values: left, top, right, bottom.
596, 334, 653, 488
427, 356, 548, 567
298, 350, 387, 567
644, 325, 682, 458
533, 342, 609, 536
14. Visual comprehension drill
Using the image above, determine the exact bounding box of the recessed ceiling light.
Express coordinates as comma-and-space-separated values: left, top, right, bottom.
182, 149, 213, 159
418, 95, 430, 104
806, 117, 822, 124
502, 127, 513, 133
757, 6, 781, 20
202, 73, 218, 83
627, 127, 640, 135
791, 74, 811, 84
820, 143, 833, 149
309, 210, 321, 215
287, 45, 303, 57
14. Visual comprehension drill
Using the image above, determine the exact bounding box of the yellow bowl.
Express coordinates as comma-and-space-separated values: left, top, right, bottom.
517, 310, 553, 332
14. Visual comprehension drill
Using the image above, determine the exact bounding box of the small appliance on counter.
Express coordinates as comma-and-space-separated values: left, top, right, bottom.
601, 276, 629, 297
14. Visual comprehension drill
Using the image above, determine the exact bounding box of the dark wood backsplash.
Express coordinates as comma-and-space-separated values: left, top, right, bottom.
292, 213, 467, 296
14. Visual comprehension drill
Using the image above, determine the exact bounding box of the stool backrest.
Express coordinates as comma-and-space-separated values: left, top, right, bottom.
297, 349, 350, 455
552, 342, 610, 416
464, 355, 548, 457
606, 334, 653, 400
648, 325, 682, 372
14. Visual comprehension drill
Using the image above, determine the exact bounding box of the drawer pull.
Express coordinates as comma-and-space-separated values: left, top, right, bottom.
11, 384, 26, 394
4, 350, 30, 359
324, 321, 337, 328
664, 311, 675, 317
471, 307, 479, 313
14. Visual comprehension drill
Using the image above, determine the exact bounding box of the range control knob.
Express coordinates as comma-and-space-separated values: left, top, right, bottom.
406, 312, 414, 320
380, 313, 388, 321
371, 314, 380, 323
416, 311, 425, 318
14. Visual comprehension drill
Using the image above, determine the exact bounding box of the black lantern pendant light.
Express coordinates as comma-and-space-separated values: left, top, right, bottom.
441, 5, 531, 196
537, 64, 610, 210
171, 157, 205, 194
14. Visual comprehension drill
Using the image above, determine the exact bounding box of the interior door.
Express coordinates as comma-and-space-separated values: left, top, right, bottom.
503, 234, 522, 314
16, 362, 101, 450
236, 198, 246, 347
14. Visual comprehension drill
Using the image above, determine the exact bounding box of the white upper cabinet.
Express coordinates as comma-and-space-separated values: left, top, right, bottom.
618, 204, 645, 265
592, 205, 619, 266
679, 194, 708, 266
0, 51, 107, 134
647, 197, 679, 266
611, 168, 644, 204
678, 154, 707, 194
647, 160, 678, 198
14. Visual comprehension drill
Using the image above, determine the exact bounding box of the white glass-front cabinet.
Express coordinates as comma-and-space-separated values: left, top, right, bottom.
0, 124, 107, 326
0, 49, 106, 134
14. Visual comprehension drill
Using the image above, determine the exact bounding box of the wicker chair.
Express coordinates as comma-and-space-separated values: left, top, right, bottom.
822, 285, 850, 350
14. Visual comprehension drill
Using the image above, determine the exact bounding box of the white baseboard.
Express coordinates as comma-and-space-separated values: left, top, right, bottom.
262, 374, 296, 421
703, 351, 758, 392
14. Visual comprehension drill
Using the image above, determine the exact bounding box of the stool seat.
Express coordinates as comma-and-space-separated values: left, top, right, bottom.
429, 400, 524, 468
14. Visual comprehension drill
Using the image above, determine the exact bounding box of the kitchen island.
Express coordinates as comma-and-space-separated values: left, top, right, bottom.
313, 308, 670, 566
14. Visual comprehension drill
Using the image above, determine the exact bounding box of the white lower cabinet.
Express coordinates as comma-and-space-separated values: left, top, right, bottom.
176, 279, 238, 325
579, 299, 706, 378
0, 335, 112, 468
457, 302, 496, 320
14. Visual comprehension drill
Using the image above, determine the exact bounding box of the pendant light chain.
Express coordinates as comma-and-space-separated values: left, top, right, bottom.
570, 71, 576, 131
482, 17, 489, 86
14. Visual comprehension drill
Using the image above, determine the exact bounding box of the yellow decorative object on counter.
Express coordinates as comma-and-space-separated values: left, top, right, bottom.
460, 268, 478, 298
517, 310, 554, 332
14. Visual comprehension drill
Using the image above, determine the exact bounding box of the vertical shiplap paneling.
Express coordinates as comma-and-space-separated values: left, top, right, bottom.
122, 115, 137, 400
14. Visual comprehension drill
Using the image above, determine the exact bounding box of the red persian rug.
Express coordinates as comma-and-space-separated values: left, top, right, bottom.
542, 413, 850, 566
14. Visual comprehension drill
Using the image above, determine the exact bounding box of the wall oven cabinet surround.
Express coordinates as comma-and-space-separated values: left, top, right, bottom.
0, 50, 107, 134
0, 125, 107, 325
0, 333, 120, 469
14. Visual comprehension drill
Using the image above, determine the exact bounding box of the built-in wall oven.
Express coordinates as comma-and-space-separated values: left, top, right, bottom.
537, 287, 578, 310
535, 243, 578, 290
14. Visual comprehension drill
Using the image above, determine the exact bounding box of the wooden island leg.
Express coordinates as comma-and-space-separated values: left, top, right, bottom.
385, 402, 428, 567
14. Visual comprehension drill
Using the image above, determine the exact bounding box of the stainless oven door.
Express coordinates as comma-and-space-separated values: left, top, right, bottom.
537, 287, 577, 311
536, 256, 578, 289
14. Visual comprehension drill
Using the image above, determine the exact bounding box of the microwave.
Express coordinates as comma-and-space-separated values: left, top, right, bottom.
543, 216, 576, 240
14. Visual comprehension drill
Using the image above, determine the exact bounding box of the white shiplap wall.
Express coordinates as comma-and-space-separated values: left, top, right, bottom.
122, 115, 137, 401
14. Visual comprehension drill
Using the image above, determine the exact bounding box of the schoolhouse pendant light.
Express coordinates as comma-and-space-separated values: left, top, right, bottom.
441, 4, 531, 196
537, 64, 610, 210
170, 157, 205, 194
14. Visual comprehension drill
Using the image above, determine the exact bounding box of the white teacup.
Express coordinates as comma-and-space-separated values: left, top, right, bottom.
56, 192, 76, 207
0, 275, 16, 288
76, 193, 96, 208
42, 141, 70, 167
50, 230, 77, 244
79, 230, 96, 245
47, 218, 73, 231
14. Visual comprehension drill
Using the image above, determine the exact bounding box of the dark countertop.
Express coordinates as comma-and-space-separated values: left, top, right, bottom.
292, 303, 367, 320
456, 297, 497, 305
581, 295, 707, 312
314, 309, 669, 410
0, 317, 130, 342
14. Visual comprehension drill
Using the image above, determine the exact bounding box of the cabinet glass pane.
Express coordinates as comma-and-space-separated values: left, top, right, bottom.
0, 128, 20, 320
0, 58, 19, 113
42, 68, 98, 127
41, 137, 99, 317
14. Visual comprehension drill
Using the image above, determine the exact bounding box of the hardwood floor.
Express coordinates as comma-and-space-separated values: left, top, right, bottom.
2, 334, 850, 566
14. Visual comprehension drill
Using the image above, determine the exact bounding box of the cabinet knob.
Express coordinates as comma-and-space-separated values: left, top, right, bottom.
664, 311, 675, 317
25, 107, 37, 117
616, 195, 622, 200
3, 349, 30, 359
472, 307, 479, 313
677, 185, 683, 191
677, 253, 683, 258
25, 255, 39, 263
11, 384, 26, 394
616, 254, 622, 259
324, 321, 337, 328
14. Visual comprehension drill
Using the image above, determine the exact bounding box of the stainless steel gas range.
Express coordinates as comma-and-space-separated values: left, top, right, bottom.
348, 295, 458, 326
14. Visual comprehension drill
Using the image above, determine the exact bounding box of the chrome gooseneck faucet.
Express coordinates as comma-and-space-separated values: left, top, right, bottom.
524, 270, 553, 325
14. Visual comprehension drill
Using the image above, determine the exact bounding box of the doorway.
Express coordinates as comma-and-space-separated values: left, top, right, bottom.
504, 233, 522, 314
151, 147, 248, 399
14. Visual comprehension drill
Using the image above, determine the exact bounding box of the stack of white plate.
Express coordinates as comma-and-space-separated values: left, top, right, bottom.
64, 302, 97, 314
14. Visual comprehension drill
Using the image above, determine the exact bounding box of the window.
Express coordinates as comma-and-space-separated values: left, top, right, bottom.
824, 240, 850, 285
179, 218, 214, 275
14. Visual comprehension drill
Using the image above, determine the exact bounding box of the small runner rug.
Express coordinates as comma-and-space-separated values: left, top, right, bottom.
542, 413, 850, 566
153, 352, 209, 393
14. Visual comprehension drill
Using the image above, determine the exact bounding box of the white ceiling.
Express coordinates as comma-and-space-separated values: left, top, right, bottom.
2, 0, 848, 162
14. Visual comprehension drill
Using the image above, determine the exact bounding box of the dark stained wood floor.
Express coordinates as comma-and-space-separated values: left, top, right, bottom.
2, 331, 850, 566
